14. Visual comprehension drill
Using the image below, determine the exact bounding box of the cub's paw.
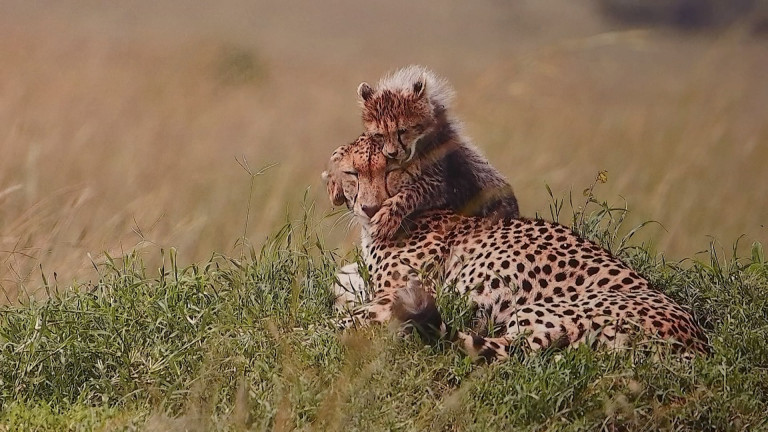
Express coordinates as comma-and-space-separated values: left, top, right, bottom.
370, 203, 403, 240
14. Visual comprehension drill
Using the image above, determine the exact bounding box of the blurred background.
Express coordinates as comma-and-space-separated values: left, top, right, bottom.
1, 0, 766, 302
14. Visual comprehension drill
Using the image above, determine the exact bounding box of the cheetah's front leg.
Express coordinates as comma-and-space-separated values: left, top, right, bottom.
370, 178, 445, 240
332, 263, 370, 313
334, 290, 399, 330
369, 194, 408, 240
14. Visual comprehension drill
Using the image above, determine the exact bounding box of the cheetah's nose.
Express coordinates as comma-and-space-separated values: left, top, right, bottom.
361, 204, 381, 219
383, 147, 399, 159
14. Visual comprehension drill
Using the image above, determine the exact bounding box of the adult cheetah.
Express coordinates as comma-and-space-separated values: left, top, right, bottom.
324, 134, 708, 361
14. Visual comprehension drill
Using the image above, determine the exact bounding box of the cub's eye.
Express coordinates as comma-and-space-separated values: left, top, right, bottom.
397, 128, 407, 135
343, 171, 358, 177
373, 133, 384, 140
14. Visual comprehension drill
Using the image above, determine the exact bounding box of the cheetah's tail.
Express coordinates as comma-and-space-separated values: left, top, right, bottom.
392, 279, 509, 362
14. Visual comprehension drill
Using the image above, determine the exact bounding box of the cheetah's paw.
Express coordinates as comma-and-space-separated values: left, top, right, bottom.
369, 204, 403, 240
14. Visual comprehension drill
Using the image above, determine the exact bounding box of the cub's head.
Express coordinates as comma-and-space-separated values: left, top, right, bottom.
323, 133, 415, 227
357, 65, 454, 162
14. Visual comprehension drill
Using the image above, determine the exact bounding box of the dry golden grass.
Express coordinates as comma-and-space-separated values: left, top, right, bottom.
0, 0, 765, 303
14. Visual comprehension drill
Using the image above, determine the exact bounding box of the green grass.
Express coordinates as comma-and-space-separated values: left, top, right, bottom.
1, 194, 767, 431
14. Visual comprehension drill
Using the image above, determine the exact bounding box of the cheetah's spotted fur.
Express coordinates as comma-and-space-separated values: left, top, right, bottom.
324, 135, 708, 361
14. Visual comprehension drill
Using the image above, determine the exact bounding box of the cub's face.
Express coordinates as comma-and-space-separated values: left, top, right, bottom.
358, 81, 434, 162
323, 134, 414, 226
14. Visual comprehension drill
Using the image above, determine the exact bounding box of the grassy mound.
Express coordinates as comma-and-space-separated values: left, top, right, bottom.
1, 197, 766, 431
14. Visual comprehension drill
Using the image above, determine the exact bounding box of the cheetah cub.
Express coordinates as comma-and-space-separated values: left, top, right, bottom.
357, 65, 520, 239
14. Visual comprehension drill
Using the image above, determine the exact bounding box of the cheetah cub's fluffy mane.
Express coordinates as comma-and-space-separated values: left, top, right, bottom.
357, 65, 455, 113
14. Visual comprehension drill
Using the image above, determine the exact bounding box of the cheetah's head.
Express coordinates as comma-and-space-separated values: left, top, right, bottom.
323, 133, 414, 228
357, 65, 453, 162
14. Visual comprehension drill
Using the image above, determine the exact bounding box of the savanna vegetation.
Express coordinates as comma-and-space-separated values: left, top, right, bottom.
1, 192, 767, 431
1, 0, 766, 302
0, 1, 766, 430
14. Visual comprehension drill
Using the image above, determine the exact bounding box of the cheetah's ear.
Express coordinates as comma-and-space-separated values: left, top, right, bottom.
322, 170, 346, 206
412, 74, 427, 99
357, 82, 374, 102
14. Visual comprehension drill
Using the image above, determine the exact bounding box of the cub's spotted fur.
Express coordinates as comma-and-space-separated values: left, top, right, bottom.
357, 65, 519, 239
324, 135, 708, 361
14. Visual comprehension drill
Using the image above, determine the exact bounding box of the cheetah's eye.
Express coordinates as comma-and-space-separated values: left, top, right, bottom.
343, 171, 358, 177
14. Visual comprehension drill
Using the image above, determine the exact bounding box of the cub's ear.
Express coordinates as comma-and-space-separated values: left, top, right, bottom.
412, 74, 427, 99
322, 170, 346, 206
357, 82, 374, 102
